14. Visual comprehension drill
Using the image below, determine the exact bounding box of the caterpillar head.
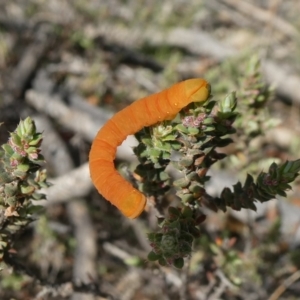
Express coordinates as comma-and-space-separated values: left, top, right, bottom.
163, 78, 211, 121
183, 78, 211, 107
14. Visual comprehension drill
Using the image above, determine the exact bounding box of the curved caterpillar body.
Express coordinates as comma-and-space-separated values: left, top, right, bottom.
89, 78, 210, 218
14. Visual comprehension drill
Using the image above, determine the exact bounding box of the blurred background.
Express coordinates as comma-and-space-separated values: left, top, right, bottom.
0, 1, 300, 299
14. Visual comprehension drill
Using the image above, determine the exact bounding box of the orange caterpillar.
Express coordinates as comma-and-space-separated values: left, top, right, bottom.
89, 78, 211, 218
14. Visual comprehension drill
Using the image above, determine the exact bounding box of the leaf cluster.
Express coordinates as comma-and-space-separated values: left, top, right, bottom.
147, 206, 206, 268
133, 62, 300, 269
0, 117, 49, 260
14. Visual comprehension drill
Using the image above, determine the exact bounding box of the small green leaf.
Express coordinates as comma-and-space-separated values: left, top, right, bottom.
149, 148, 161, 158
220, 92, 237, 113
31, 192, 46, 200
26, 205, 44, 214
173, 178, 190, 188
186, 172, 198, 181
148, 233, 163, 243
189, 184, 203, 195
173, 257, 184, 269
141, 137, 152, 146
159, 171, 169, 181
6, 196, 17, 206
11, 152, 24, 161
4, 182, 18, 197
168, 206, 181, 217
26, 147, 38, 154
2, 144, 14, 156
175, 124, 189, 133
23, 117, 35, 134
202, 117, 215, 125
124, 256, 142, 266
20, 185, 35, 194
158, 142, 172, 152
170, 142, 181, 150
277, 190, 287, 197
179, 156, 193, 167
182, 206, 193, 218
13, 169, 27, 179
158, 257, 167, 266
10, 133, 22, 147
161, 235, 176, 251
162, 134, 177, 141
188, 127, 199, 135
180, 193, 194, 204
209, 243, 221, 255
203, 125, 215, 132
28, 134, 43, 146
16, 120, 25, 136
148, 251, 160, 261
17, 164, 30, 172
0, 171, 14, 184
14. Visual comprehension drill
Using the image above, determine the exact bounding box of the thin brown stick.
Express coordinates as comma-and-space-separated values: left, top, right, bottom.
35, 115, 98, 300
91, 23, 300, 105
8, 25, 53, 100
26, 90, 138, 162
219, 0, 299, 39
268, 269, 300, 300
35, 163, 92, 206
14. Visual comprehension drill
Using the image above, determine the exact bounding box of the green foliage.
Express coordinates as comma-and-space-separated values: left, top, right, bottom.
71, 30, 94, 50
133, 57, 300, 269
0, 117, 49, 260
147, 206, 205, 268
214, 160, 300, 212
0, 270, 26, 290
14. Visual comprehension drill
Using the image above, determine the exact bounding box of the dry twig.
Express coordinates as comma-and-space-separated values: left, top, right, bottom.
268, 269, 300, 300
26, 89, 138, 162
219, 0, 299, 39
91, 23, 300, 105
35, 115, 98, 300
